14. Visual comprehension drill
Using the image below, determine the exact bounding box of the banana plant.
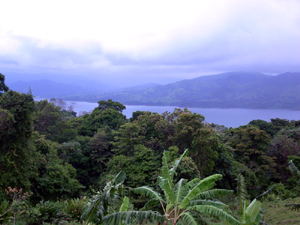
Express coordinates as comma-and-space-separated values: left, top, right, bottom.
240, 199, 262, 225
102, 149, 240, 225
235, 173, 273, 225
82, 171, 126, 224
284, 160, 300, 211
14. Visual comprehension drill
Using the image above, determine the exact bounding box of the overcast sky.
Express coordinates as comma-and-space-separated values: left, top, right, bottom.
1, 0, 300, 86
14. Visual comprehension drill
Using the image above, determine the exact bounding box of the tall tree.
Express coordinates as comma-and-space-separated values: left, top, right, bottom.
0, 73, 9, 95
0, 90, 38, 193
226, 126, 275, 195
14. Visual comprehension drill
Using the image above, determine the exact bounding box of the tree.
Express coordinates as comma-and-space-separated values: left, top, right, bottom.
71, 103, 126, 137
106, 144, 161, 188
102, 150, 239, 225
0, 90, 38, 194
268, 134, 300, 183
226, 126, 275, 196
248, 119, 276, 137
0, 73, 9, 95
33, 99, 68, 142
96, 99, 126, 113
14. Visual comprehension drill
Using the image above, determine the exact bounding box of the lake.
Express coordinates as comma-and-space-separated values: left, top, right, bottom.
63, 100, 300, 128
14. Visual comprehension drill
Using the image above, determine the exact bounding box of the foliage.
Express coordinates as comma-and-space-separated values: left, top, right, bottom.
0, 73, 9, 95
33, 99, 69, 142
226, 125, 276, 196
249, 119, 276, 137
63, 72, 300, 110
36, 147, 84, 201
103, 150, 239, 225
63, 197, 87, 222
0, 90, 39, 193
234, 173, 272, 225
69, 100, 126, 137
96, 99, 126, 113
267, 134, 300, 183
107, 145, 161, 188
82, 171, 126, 224
0, 187, 29, 224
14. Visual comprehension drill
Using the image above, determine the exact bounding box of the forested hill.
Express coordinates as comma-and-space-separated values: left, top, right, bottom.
63, 71, 300, 109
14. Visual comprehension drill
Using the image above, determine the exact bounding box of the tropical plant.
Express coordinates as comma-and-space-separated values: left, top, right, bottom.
284, 160, 300, 211
63, 197, 87, 222
235, 173, 274, 225
102, 149, 240, 225
82, 171, 127, 224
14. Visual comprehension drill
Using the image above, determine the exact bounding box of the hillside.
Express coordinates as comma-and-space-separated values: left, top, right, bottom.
63, 72, 300, 109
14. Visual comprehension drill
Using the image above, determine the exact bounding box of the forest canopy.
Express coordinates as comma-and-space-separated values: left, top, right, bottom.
1, 74, 300, 224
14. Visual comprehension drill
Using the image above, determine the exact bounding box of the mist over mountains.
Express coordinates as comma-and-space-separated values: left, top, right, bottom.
9, 72, 300, 110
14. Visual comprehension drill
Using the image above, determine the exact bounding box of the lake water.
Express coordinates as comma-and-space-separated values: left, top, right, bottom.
63, 100, 300, 128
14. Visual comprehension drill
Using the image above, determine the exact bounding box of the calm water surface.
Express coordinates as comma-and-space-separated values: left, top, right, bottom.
64, 100, 300, 128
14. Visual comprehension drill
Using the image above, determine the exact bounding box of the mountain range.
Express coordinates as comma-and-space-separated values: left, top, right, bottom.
8, 72, 300, 110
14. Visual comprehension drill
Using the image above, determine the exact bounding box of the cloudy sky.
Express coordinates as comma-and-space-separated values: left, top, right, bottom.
1, 0, 300, 86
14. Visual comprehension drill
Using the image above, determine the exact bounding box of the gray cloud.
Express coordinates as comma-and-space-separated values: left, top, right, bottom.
2, 1, 300, 86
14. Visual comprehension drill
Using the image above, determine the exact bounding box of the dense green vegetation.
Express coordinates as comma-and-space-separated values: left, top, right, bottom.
2, 73, 300, 224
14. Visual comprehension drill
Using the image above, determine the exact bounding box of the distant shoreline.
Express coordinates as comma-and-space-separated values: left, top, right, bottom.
35, 96, 300, 112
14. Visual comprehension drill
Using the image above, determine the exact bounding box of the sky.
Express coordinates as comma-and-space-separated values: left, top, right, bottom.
1, 0, 300, 87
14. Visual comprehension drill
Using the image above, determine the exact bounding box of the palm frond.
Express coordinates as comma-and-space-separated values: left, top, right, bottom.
288, 160, 300, 177
101, 210, 164, 225
134, 186, 163, 201
188, 199, 227, 209
161, 151, 173, 186
255, 184, 278, 199
158, 177, 175, 205
82, 191, 110, 224
198, 189, 233, 199
119, 196, 130, 212
169, 149, 188, 180
185, 178, 201, 189
140, 199, 161, 211
174, 178, 188, 206
245, 199, 262, 223
179, 211, 201, 225
192, 205, 240, 225
180, 174, 222, 209
236, 173, 247, 215
254, 212, 263, 225
82, 171, 126, 224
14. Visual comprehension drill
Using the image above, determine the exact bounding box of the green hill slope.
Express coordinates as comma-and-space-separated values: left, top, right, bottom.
63, 72, 300, 109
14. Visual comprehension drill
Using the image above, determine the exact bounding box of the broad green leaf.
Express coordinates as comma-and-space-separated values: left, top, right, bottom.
169, 149, 188, 179
102, 210, 164, 225
166, 203, 173, 213
245, 199, 261, 223
134, 186, 163, 201
185, 178, 201, 189
119, 196, 130, 212
112, 170, 126, 186
140, 199, 161, 211
189, 199, 227, 208
180, 174, 222, 209
161, 151, 173, 187
158, 177, 175, 205
180, 211, 198, 225
175, 178, 187, 206
237, 173, 247, 215
198, 189, 233, 199
191, 205, 240, 225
